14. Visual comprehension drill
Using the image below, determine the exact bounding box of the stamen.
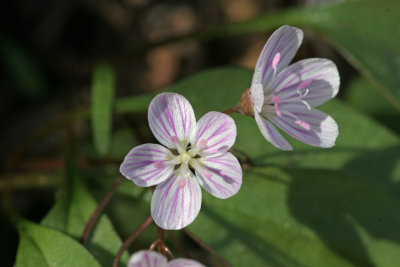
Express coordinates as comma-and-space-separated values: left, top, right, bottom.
188, 139, 208, 157
154, 161, 166, 169
178, 178, 187, 189
170, 136, 179, 144
272, 53, 280, 69
199, 139, 208, 149
295, 120, 311, 130
203, 170, 213, 179
170, 136, 185, 154
271, 95, 282, 117
297, 79, 312, 91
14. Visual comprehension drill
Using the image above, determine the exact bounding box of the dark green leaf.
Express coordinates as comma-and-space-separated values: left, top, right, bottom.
189, 167, 400, 267
91, 62, 116, 156
16, 220, 102, 267
41, 175, 129, 266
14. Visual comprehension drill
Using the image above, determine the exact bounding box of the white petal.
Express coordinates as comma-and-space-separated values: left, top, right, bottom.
168, 259, 205, 267
254, 111, 293, 150
192, 112, 237, 157
253, 25, 303, 88
120, 144, 174, 187
128, 250, 167, 267
148, 93, 196, 149
274, 58, 340, 106
271, 103, 338, 148
151, 171, 201, 230
195, 153, 242, 199
250, 82, 264, 113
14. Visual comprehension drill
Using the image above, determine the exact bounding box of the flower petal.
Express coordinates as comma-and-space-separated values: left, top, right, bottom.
250, 82, 264, 113
148, 93, 196, 149
128, 250, 167, 267
274, 58, 340, 107
254, 112, 293, 150
151, 170, 201, 230
192, 111, 236, 157
271, 103, 338, 148
168, 259, 205, 267
195, 153, 242, 199
252, 25, 303, 88
120, 143, 174, 187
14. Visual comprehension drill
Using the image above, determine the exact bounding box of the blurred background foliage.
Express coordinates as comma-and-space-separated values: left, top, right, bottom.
1, 0, 400, 266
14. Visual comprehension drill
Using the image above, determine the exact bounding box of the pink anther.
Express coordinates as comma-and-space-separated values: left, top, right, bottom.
154, 161, 166, 169
295, 120, 311, 130
170, 136, 179, 144
203, 170, 213, 179
178, 178, 187, 189
271, 95, 282, 117
272, 53, 281, 69
199, 139, 208, 149
297, 79, 312, 91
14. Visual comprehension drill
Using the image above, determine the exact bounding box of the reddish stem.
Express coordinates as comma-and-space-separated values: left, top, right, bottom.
113, 215, 154, 267
183, 228, 231, 267
81, 176, 124, 244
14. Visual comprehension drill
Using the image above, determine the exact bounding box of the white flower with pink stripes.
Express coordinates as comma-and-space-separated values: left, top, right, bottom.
128, 250, 204, 267
247, 25, 339, 150
120, 92, 242, 230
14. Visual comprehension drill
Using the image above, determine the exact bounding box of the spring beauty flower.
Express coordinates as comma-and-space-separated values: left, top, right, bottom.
128, 250, 204, 267
120, 93, 242, 230
242, 25, 339, 150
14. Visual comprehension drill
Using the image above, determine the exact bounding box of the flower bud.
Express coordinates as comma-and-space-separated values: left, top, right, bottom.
239, 88, 254, 117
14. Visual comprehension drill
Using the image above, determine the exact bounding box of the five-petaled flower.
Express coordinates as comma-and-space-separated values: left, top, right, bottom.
128, 250, 204, 267
245, 25, 339, 150
120, 92, 242, 230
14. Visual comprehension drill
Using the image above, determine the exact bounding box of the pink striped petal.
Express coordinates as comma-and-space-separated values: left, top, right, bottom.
195, 153, 242, 199
271, 103, 338, 148
128, 250, 167, 267
168, 259, 205, 267
274, 58, 340, 107
193, 111, 236, 157
148, 93, 196, 149
250, 82, 264, 113
120, 144, 174, 187
151, 171, 201, 230
254, 113, 293, 150
254, 112, 293, 150
253, 25, 303, 88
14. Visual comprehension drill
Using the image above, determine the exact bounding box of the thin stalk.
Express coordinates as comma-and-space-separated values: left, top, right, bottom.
183, 228, 231, 267
222, 103, 240, 115
113, 215, 154, 267
81, 176, 124, 244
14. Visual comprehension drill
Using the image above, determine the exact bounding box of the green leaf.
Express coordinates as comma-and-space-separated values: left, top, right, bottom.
91, 62, 116, 156
41, 175, 129, 266
345, 77, 400, 133
16, 220, 102, 267
189, 167, 400, 267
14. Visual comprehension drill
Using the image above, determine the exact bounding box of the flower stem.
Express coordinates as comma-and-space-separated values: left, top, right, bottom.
113, 215, 153, 267
222, 103, 240, 115
183, 228, 231, 267
81, 176, 124, 245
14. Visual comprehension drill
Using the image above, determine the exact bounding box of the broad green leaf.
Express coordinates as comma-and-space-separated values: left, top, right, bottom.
41, 175, 129, 266
16, 220, 101, 267
91, 62, 116, 156
116, 68, 400, 191
345, 77, 400, 134
189, 167, 400, 267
